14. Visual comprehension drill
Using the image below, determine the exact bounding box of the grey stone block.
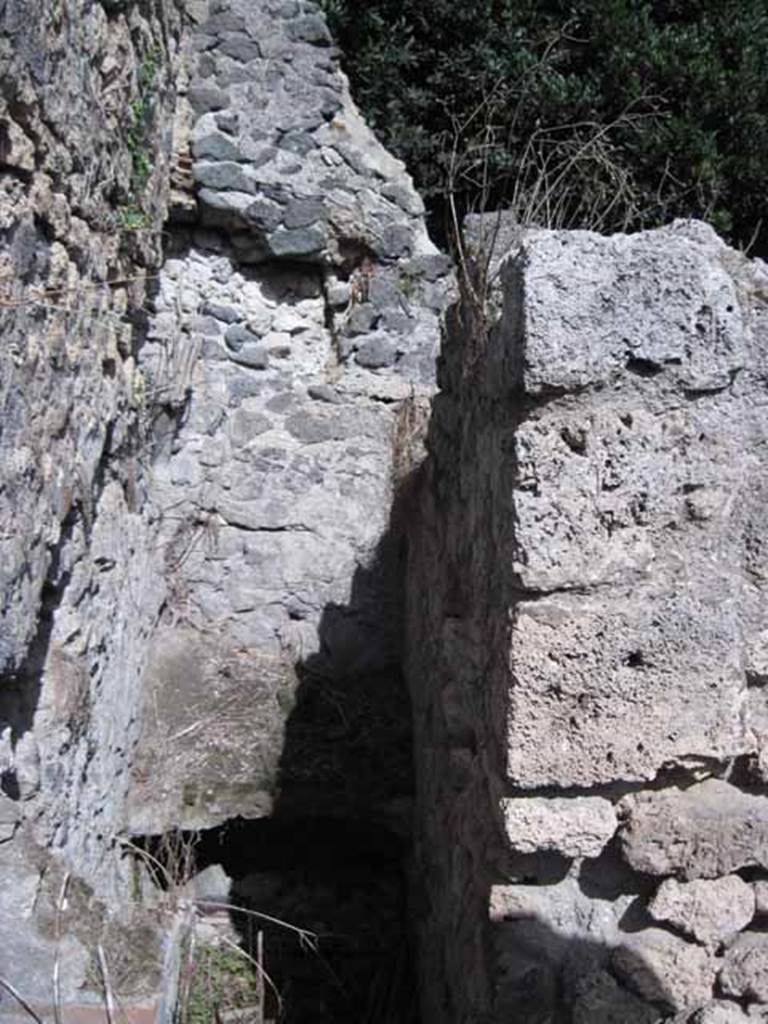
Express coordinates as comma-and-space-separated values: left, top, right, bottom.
287, 14, 332, 46
325, 279, 351, 308
283, 197, 325, 229
621, 781, 768, 879
190, 315, 222, 336
188, 86, 229, 113
219, 34, 261, 63
192, 132, 242, 161
612, 929, 716, 1012
720, 932, 768, 1002
284, 411, 336, 444
224, 324, 258, 352
229, 405, 273, 446
229, 343, 269, 369
502, 796, 617, 858
307, 384, 341, 404
375, 223, 414, 259
268, 225, 327, 259
193, 160, 254, 192
245, 198, 284, 233
649, 877, 756, 946
354, 335, 397, 368
202, 301, 242, 324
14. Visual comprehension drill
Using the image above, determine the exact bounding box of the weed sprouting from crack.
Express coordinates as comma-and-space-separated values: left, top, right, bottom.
118, 47, 162, 232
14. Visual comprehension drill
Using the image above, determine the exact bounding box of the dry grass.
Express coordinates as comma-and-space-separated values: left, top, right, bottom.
392, 390, 431, 487
440, 33, 697, 332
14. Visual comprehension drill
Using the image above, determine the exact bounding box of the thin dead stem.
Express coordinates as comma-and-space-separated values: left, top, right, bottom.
96, 945, 116, 1024
445, 73, 674, 335
196, 901, 319, 952
119, 834, 198, 895
0, 976, 46, 1023
218, 932, 281, 1017
52, 872, 70, 1024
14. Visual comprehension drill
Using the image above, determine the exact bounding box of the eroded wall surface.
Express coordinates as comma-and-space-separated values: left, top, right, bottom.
0, 0, 185, 1009
7, 0, 768, 1019
407, 221, 768, 1023
127, 0, 451, 832
0, 0, 449, 1015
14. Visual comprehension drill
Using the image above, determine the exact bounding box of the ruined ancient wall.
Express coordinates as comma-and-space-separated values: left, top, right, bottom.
127, 0, 451, 835
407, 221, 768, 1023
7, 0, 768, 1019
0, 0, 186, 1008
0, 0, 449, 1015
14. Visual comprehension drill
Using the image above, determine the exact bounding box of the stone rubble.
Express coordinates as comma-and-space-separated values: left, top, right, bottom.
620, 781, 768, 879
0, 0, 187, 1010
129, 0, 452, 831
720, 932, 768, 1003
611, 928, 717, 1012
501, 794, 617, 858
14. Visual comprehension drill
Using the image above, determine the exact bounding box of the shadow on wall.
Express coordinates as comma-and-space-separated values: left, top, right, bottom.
273, 450, 427, 826
205, 467, 426, 1024
241, 466, 689, 1023
135, 450, 695, 1021
480, 833, 723, 1023
489, 915, 693, 1023
0, 502, 79, 801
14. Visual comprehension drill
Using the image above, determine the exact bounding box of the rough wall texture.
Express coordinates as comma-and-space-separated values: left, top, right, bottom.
407, 221, 768, 1023
0, 0, 185, 1011
0, 0, 448, 1015
127, 0, 451, 833
7, 0, 768, 1020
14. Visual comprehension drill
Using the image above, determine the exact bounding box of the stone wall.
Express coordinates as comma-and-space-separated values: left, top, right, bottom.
0, 0, 449, 1015
7, 0, 768, 1019
126, 0, 451, 834
0, 0, 185, 1010
407, 221, 768, 1023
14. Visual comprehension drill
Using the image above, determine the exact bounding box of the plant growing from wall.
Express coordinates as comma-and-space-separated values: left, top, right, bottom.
119, 47, 162, 231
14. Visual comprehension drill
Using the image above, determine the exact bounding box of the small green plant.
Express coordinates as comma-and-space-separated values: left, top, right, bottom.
119, 47, 162, 231
139, 48, 160, 93
118, 204, 150, 231
397, 266, 424, 302
178, 943, 265, 1024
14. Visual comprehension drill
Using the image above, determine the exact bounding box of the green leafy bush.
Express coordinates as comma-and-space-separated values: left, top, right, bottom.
320, 0, 768, 254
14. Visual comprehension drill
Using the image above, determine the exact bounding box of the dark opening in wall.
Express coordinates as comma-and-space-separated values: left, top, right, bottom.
139, 809, 418, 1024
136, 662, 420, 1024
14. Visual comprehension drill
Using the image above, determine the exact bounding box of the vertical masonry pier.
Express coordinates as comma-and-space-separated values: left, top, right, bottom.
406, 220, 768, 1023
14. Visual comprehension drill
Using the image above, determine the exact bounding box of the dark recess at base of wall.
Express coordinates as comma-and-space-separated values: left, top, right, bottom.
139, 666, 420, 1024
141, 814, 419, 1024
